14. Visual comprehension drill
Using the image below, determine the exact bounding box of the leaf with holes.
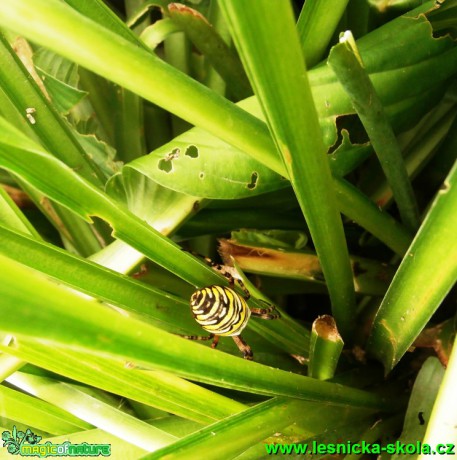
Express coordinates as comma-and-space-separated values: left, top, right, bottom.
125, 126, 289, 199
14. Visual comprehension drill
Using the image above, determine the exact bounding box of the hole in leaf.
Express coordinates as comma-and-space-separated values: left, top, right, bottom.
185, 145, 199, 158
158, 148, 180, 173
165, 148, 180, 161
328, 114, 369, 154
247, 172, 258, 190
158, 159, 172, 173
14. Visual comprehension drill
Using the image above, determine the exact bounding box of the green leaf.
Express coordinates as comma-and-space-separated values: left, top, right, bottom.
141, 397, 346, 460
0, 225, 197, 334
126, 127, 288, 199
0, 254, 393, 410
0, 384, 91, 435
2, 341, 243, 424
167, 3, 251, 100
367, 161, 457, 371
140, 19, 181, 50
2, 0, 454, 182
35, 68, 86, 114
218, 0, 356, 338
0, 33, 104, 185
106, 168, 205, 235
422, 339, 457, 450
328, 31, 420, 232
33, 48, 87, 114
297, 0, 350, 67
0, 0, 448, 256
6, 372, 177, 451
393, 357, 445, 460
0, 186, 41, 238
308, 316, 344, 380
231, 229, 308, 250
0, 116, 312, 356
63, 0, 145, 48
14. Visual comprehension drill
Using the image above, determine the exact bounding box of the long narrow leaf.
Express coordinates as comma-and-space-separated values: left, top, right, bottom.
167, 3, 251, 100
6, 372, 177, 451
0, 0, 283, 175
0, 34, 104, 185
218, 0, 356, 337
420, 344, 457, 455
0, 116, 310, 355
1, 341, 243, 424
297, 0, 350, 67
141, 397, 344, 460
0, 254, 394, 410
0, 384, 92, 435
367, 161, 457, 371
0, 0, 447, 257
328, 31, 420, 231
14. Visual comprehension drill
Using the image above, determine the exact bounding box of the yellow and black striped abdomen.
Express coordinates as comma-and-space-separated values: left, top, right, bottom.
190, 285, 251, 337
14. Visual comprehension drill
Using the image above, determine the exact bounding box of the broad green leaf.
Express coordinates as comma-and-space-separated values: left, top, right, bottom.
126, 127, 288, 199
106, 168, 205, 235
34, 68, 86, 115
33, 48, 86, 114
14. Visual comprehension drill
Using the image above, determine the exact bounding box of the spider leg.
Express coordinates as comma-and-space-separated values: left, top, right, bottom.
181, 333, 215, 342
250, 298, 280, 319
209, 260, 251, 299
250, 309, 280, 320
211, 335, 220, 349
181, 333, 220, 350
188, 250, 252, 299
232, 335, 253, 360
202, 254, 281, 317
